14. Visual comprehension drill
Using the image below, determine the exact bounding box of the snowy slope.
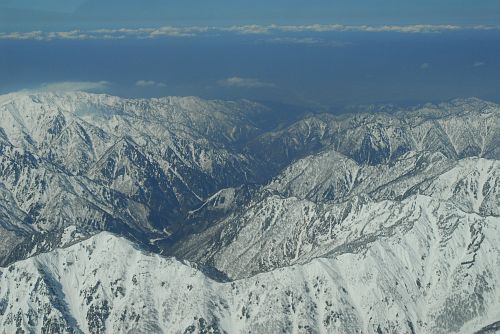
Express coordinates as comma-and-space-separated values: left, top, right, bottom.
0, 183, 32, 261
248, 98, 499, 170
0, 92, 276, 264
0, 93, 497, 264
1, 224, 498, 334
174, 153, 498, 277
0, 93, 499, 334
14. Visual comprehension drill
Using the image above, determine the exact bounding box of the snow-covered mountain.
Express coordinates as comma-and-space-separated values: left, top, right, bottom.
248, 98, 499, 170
0, 91, 279, 264
174, 154, 498, 278
1, 224, 498, 334
0, 92, 498, 333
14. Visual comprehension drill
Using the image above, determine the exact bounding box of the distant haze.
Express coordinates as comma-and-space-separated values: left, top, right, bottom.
1, 30, 499, 109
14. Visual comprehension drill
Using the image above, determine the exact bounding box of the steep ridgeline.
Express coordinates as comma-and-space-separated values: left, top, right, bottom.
175, 153, 499, 277
0, 91, 283, 264
169, 98, 499, 248
0, 93, 499, 334
174, 98, 498, 275
1, 228, 498, 334
0, 183, 33, 260
169, 98, 499, 333
247, 98, 499, 171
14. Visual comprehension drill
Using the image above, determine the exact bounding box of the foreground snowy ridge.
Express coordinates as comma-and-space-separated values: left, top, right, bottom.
1, 211, 498, 334
0, 92, 499, 333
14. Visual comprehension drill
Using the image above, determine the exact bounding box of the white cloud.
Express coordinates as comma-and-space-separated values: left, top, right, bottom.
0, 31, 45, 40
0, 30, 83, 41
473, 61, 486, 67
420, 63, 430, 70
269, 23, 475, 34
36, 81, 111, 92
218, 77, 276, 89
1, 24, 499, 41
47, 30, 90, 40
264, 37, 349, 47
135, 80, 167, 88
222, 25, 273, 34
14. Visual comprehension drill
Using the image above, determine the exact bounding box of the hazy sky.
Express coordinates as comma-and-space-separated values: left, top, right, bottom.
1, 0, 500, 31
1, 1, 499, 108
2, 31, 499, 108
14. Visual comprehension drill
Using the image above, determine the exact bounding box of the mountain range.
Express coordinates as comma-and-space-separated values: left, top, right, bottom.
0, 92, 498, 333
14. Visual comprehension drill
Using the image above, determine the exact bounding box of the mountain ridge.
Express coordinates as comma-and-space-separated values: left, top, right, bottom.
0, 92, 498, 333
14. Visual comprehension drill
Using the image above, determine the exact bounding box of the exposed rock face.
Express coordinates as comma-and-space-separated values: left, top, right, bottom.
0, 92, 275, 263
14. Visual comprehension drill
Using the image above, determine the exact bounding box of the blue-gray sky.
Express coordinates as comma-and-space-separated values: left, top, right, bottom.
1, 0, 499, 31
1, 1, 499, 108
2, 31, 500, 107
